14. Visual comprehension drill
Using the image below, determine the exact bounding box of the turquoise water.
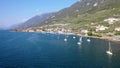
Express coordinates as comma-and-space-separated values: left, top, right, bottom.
0, 30, 120, 68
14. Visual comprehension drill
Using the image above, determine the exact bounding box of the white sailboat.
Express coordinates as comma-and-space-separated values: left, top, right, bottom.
64, 32, 68, 42
77, 37, 82, 45
79, 37, 82, 41
106, 42, 113, 55
64, 38, 67, 42
87, 38, 91, 42
77, 42, 81, 45
64, 34, 67, 42
73, 36, 76, 39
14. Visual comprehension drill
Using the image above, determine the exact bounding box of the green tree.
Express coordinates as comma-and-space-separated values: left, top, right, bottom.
96, 33, 102, 37
87, 31, 93, 36
114, 31, 120, 35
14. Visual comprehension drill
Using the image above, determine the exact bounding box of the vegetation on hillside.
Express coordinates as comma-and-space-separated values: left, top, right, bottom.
35, 0, 120, 34
16, 0, 120, 37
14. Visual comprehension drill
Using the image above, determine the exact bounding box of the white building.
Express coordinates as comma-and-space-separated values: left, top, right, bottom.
96, 25, 108, 32
104, 18, 120, 24
28, 30, 34, 32
81, 30, 88, 36
115, 27, 120, 31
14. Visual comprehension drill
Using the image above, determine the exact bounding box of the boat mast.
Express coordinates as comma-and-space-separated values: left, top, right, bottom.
109, 41, 112, 52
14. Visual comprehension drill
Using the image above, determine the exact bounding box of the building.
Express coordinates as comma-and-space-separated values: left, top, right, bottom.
81, 30, 88, 36
115, 27, 120, 31
104, 18, 120, 24
96, 25, 108, 32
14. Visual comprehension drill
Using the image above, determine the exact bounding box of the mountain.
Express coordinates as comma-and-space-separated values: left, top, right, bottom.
35, 0, 120, 32
15, 0, 120, 33
13, 12, 55, 30
39, 0, 120, 24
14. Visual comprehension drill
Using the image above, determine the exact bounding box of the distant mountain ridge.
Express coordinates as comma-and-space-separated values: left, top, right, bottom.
14, 12, 55, 29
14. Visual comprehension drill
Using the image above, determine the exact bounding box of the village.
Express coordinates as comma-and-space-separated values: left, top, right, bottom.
18, 17, 120, 41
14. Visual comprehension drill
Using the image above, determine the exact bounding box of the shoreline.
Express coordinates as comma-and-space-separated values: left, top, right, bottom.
76, 33, 120, 42
45, 32, 120, 42
77, 35, 120, 42
11, 30, 120, 42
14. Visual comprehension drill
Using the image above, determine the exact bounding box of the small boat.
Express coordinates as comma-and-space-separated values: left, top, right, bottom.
79, 37, 82, 41
73, 36, 76, 39
64, 35, 67, 42
87, 38, 91, 42
77, 42, 81, 45
77, 37, 82, 45
64, 38, 67, 42
106, 42, 113, 55
64, 33, 68, 42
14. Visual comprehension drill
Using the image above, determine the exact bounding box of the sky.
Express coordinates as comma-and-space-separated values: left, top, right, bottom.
0, 0, 77, 28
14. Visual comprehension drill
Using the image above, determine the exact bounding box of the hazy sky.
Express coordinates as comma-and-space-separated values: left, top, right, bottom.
0, 0, 77, 28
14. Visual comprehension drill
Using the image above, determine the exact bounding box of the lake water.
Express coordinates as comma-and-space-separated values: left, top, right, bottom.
0, 30, 120, 68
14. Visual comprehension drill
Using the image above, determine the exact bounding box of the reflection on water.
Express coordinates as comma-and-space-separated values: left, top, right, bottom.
108, 54, 112, 64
